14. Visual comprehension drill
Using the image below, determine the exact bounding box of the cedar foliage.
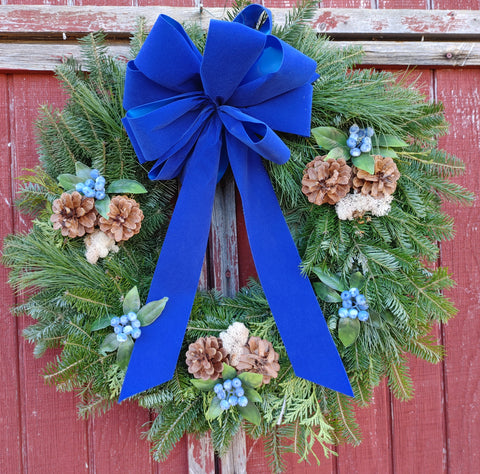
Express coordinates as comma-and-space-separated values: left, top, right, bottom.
1, 1, 473, 471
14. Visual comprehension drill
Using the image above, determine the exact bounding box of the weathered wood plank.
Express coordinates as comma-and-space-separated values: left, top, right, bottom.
0, 6, 479, 38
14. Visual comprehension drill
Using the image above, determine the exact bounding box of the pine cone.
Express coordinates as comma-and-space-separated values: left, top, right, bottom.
50, 191, 97, 238
186, 336, 229, 380
302, 157, 352, 205
234, 336, 280, 384
352, 155, 400, 199
99, 196, 144, 242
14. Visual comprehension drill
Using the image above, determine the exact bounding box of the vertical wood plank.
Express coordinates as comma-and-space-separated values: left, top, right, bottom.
0, 73, 23, 474
436, 68, 480, 474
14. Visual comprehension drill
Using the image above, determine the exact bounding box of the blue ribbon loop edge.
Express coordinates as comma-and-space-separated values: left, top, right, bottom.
119, 4, 353, 401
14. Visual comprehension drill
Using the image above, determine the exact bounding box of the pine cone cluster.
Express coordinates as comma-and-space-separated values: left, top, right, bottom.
186, 336, 228, 380
353, 155, 400, 199
50, 192, 97, 238
302, 157, 352, 205
99, 195, 144, 242
234, 336, 280, 384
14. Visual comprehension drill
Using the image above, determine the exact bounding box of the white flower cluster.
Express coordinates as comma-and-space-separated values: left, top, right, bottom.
220, 322, 249, 366
85, 230, 119, 264
335, 193, 393, 221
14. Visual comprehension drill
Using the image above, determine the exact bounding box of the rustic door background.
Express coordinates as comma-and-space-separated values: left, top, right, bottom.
1, 1, 479, 473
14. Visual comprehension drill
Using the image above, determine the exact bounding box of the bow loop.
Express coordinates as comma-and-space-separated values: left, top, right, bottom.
233, 3, 273, 34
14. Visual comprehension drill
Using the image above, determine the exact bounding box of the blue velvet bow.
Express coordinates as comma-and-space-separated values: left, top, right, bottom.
120, 4, 353, 400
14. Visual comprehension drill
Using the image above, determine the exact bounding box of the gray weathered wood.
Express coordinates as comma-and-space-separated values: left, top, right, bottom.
0, 6, 479, 38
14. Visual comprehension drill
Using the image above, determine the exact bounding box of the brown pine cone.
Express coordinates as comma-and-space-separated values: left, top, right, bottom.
352, 155, 401, 199
186, 336, 229, 380
99, 196, 144, 242
234, 336, 280, 384
302, 157, 352, 205
50, 191, 97, 238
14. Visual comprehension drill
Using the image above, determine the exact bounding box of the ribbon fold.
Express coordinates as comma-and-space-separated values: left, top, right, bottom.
120, 4, 353, 401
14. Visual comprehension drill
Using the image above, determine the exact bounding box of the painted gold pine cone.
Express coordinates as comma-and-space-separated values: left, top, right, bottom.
186, 336, 229, 380
99, 195, 144, 242
50, 191, 97, 238
353, 155, 401, 199
234, 336, 280, 384
302, 157, 352, 205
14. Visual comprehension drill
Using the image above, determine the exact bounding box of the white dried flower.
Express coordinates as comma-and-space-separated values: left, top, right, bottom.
84, 230, 119, 264
219, 322, 249, 366
335, 193, 393, 221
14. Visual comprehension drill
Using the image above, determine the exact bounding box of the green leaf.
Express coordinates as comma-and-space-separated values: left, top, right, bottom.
238, 401, 261, 425
381, 310, 396, 324
375, 134, 408, 148
137, 297, 168, 326
352, 154, 375, 174
206, 397, 223, 420
348, 272, 366, 291
372, 147, 398, 158
312, 267, 346, 292
91, 316, 112, 331
238, 372, 263, 389
116, 337, 134, 370
75, 162, 92, 179
313, 281, 342, 303
99, 333, 120, 355
95, 195, 111, 219
57, 174, 83, 191
243, 387, 262, 403
311, 127, 347, 150
326, 146, 350, 160
191, 378, 218, 391
222, 364, 237, 380
123, 286, 141, 314
338, 318, 360, 347
107, 179, 147, 194
368, 310, 383, 328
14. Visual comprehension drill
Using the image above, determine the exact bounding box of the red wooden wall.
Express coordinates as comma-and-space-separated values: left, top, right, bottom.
1, 1, 479, 473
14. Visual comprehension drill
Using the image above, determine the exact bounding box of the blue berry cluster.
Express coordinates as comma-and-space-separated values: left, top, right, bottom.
110, 312, 142, 342
346, 124, 374, 157
338, 287, 370, 321
75, 169, 107, 200
214, 377, 248, 410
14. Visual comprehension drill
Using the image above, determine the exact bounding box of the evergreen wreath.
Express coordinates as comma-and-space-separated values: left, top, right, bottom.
2, 1, 473, 471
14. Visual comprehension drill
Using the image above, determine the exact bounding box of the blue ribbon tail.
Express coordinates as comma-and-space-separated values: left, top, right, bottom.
119, 119, 223, 401
227, 136, 353, 397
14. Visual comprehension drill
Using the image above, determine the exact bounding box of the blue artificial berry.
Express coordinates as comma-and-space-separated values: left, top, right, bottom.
349, 132, 359, 141
360, 142, 371, 153
346, 137, 357, 148
90, 169, 100, 179
95, 190, 106, 200
362, 136, 372, 145
83, 186, 95, 198
348, 308, 359, 319
357, 303, 369, 311
229, 396, 238, 407
235, 387, 245, 397
338, 307, 349, 318
132, 328, 142, 339
217, 390, 226, 400
358, 310, 369, 321
95, 176, 106, 186
123, 325, 133, 335
350, 147, 361, 157
366, 126, 375, 137
232, 377, 242, 388
114, 326, 122, 334
223, 379, 233, 391
120, 315, 129, 325
132, 320, 141, 329
355, 295, 366, 305
220, 400, 230, 411
85, 178, 95, 188
349, 124, 360, 134
342, 299, 353, 309
238, 396, 248, 407
110, 316, 120, 326
357, 129, 366, 139
214, 383, 223, 393
117, 333, 128, 343
349, 287, 360, 297
341, 290, 351, 300
127, 312, 137, 322
75, 182, 84, 192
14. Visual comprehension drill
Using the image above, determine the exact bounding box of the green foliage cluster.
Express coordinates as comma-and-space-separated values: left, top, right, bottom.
1, 1, 473, 471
